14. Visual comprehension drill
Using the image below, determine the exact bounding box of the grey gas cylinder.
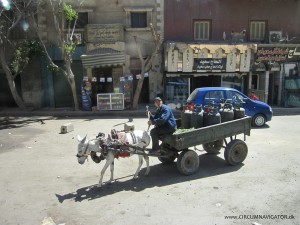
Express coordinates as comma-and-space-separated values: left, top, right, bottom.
219, 103, 234, 122
203, 105, 221, 127
191, 104, 204, 129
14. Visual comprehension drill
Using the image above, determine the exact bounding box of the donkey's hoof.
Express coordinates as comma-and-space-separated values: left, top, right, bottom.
133, 176, 139, 180
107, 180, 114, 185
97, 184, 102, 188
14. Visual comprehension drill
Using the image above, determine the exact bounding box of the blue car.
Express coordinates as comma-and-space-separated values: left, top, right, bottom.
186, 87, 273, 127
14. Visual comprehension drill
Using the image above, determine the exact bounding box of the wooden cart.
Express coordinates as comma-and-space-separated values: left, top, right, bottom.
157, 116, 252, 175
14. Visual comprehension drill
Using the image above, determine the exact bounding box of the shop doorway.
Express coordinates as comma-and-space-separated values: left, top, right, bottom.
191, 75, 221, 90
92, 67, 113, 94
268, 73, 278, 105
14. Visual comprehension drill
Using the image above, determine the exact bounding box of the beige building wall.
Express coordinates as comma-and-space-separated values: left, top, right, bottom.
40, 0, 164, 103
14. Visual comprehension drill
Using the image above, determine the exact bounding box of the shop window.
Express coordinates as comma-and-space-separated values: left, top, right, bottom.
194, 20, 210, 41
250, 21, 266, 41
124, 7, 153, 29
165, 76, 190, 105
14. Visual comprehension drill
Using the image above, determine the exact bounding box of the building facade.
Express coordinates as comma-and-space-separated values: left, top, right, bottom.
163, 0, 300, 108
40, 0, 165, 109
0, 0, 165, 109
2, 0, 300, 109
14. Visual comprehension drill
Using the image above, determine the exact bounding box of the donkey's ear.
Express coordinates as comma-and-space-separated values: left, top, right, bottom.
77, 135, 82, 142
82, 134, 87, 143
77, 134, 87, 143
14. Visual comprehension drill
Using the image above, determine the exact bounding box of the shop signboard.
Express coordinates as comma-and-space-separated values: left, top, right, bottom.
167, 49, 179, 72
240, 50, 251, 72
182, 47, 193, 72
255, 46, 300, 63
193, 58, 226, 71
86, 24, 125, 43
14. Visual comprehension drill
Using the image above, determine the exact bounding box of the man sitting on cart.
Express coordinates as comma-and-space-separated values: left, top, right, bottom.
147, 97, 177, 155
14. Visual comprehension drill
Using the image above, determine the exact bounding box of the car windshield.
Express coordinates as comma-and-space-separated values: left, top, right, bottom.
187, 89, 199, 101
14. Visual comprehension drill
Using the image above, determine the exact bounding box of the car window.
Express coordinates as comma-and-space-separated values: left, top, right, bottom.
204, 91, 224, 103
226, 91, 244, 102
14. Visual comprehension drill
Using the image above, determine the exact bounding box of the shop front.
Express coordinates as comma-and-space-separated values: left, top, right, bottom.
163, 42, 255, 109
252, 44, 300, 106
80, 24, 130, 110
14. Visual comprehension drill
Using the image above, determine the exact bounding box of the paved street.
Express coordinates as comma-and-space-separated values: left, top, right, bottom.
0, 115, 299, 225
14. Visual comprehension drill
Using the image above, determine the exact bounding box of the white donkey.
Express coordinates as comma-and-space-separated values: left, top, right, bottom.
76, 130, 151, 187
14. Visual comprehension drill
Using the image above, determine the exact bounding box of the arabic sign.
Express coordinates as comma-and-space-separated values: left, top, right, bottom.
86, 24, 125, 43
193, 58, 226, 71
256, 47, 300, 63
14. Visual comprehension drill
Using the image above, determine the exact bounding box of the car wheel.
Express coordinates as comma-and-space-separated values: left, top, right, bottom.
252, 114, 266, 127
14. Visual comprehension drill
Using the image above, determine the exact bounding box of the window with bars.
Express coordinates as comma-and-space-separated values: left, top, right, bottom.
194, 21, 210, 41
250, 21, 266, 41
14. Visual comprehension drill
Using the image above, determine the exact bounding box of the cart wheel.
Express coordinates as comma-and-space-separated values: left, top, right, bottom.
203, 139, 224, 154
158, 156, 176, 164
224, 139, 248, 165
177, 150, 199, 175
158, 143, 177, 164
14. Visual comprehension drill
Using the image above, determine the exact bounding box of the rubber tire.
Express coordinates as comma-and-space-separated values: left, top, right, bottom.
177, 150, 199, 175
158, 156, 176, 164
252, 114, 266, 127
224, 139, 248, 166
203, 139, 224, 154
158, 143, 177, 164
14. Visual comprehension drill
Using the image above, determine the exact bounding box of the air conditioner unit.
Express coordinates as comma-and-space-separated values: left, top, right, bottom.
66, 33, 82, 44
269, 31, 282, 43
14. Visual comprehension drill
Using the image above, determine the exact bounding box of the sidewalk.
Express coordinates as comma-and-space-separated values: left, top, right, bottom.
0, 105, 300, 118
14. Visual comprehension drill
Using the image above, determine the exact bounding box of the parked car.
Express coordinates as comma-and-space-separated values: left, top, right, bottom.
186, 87, 273, 127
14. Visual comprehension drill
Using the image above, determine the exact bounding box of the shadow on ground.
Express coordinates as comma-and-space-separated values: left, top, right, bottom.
55, 153, 243, 203
0, 116, 54, 130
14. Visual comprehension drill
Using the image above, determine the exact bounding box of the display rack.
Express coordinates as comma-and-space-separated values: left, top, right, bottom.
97, 93, 124, 110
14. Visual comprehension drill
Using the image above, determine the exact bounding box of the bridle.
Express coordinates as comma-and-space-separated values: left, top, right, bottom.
76, 141, 90, 159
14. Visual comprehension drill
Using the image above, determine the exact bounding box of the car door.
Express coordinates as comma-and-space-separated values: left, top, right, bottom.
225, 90, 256, 117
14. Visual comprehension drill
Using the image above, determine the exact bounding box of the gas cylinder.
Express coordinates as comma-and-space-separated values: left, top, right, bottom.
219, 103, 234, 122
203, 105, 221, 127
234, 102, 246, 119
191, 104, 203, 129
181, 105, 192, 128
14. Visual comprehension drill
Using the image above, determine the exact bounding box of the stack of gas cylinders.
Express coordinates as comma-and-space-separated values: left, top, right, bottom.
181, 99, 246, 129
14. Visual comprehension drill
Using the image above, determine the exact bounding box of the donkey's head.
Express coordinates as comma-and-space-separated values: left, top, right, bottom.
76, 135, 90, 164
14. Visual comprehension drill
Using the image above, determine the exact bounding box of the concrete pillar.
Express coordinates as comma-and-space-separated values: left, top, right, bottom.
248, 71, 253, 91
264, 71, 269, 103
278, 65, 283, 106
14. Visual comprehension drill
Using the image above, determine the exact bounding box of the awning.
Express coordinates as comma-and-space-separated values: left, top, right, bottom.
80, 48, 125, 68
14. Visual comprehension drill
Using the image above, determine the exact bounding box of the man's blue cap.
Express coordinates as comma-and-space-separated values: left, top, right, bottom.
154, 97, 162, 101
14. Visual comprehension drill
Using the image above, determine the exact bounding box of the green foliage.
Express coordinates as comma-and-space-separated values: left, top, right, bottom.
174, 128, 195, 133
63, 3, 78, 22
63, 41, 76, 56
11, 39, 44, 74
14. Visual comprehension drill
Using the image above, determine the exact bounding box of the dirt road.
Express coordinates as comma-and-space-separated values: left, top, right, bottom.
0, 115, 299, 225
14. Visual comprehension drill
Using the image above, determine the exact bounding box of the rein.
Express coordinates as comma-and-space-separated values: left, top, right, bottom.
77, 141, 90, 158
